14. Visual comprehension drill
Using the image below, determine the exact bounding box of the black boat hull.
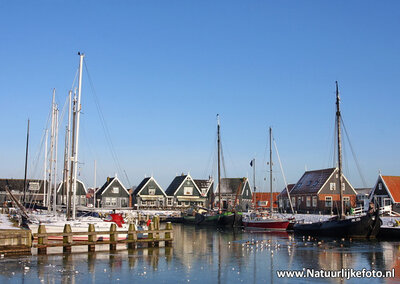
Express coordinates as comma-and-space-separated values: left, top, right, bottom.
294, 212, 381, 239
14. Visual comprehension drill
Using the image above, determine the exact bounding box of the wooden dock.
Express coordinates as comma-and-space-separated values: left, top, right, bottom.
0, 216, 173, 256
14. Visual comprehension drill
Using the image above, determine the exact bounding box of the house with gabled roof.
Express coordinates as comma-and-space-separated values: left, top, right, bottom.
370, 175, 400, 213
194, 177, 214, 208
56, 180, 87, 206
214, 177, 253, 211
95, 175, 130, 208
132, 176, 166, 208
288, 167, 357, 214
277, 184, 295, 212
165, 174, 207, 208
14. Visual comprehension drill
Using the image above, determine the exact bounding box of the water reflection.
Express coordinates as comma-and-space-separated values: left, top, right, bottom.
0, 224, 399, 283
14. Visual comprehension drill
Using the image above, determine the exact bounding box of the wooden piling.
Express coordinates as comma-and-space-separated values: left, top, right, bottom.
37, 225, 47, 255
63, 224, 72, 253
127, 223, 137, 250
154, 216, 160, 247
165, 222, 173, 247
88, 224, 96, 252
109, 223, 117, 251
148, 222, 154, 247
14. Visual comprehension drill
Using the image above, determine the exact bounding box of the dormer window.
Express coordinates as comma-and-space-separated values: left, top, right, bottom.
307, 181, 312, 186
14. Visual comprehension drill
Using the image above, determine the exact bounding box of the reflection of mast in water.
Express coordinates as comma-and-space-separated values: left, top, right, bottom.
218, 232, 221, 284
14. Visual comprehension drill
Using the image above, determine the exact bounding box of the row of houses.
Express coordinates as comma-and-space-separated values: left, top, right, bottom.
2, 168, 400, 214
0, 174, 253, 210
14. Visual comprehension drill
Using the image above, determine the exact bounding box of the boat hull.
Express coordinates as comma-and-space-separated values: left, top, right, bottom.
293, 212, 381, 239
243, 219, 290, 230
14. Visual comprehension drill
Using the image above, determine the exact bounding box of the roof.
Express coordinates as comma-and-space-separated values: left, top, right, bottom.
382, 176, 400, 203
290, 168, 336, 195
277, 184, 295, 198
194, 179, 214, 196
132, 177, 151, 195
219, 178, 247, 194
96, 177, 116, 196
165, 175, 187, 196
253, 192, 279, 208
57, 180, 87, 195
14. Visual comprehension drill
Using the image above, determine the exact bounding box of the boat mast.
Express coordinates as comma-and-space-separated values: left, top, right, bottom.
43, 130, 48, 207
269, 127, 273, 214
68, 91, 77, 220
252, 158, 256, 209
93, 160, 96, 208
23, 119, 30, 204
217, 114, 221, 212
48, 89, 56, 210
53, 106, 59, 216
72, 52, 84, 220
336, 81, 345, 219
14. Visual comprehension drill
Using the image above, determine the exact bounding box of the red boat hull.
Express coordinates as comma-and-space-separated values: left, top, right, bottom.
244, 220, 290, 230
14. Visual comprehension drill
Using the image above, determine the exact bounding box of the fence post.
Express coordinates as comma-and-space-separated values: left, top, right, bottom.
37, 224, 47, 255
109, 223, 117, 251
63, 224, 72, 254
88, 224, 96, 252
128, 223, 137, 250
165, 222, 173, 247
148, 222, 154, 247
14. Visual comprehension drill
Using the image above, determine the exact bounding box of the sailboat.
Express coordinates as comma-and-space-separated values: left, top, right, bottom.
243, 127, 291, 230
183, 115, 241, 227
293, 82, 381, 238
27, 53, 143, 240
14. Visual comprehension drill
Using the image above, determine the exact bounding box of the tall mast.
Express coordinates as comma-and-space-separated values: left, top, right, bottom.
68, 91, 77, 219
43, 130, 48, 207
336, 81, 344, 219
64, 90, 72, 207
48, 89, 56, 210
53, 107, 59, 215
72, 52, 84, 220
217, 114, 221, 212
23, 119, 30, 204
93, 160, 96, 208
252, 158, 256, 209
269, 127, 273, 214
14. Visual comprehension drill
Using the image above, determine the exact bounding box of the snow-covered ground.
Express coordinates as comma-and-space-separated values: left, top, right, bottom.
0, 213, 18, 229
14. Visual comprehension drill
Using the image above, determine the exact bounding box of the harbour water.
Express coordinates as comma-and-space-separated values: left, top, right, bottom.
1, 224, 399, 283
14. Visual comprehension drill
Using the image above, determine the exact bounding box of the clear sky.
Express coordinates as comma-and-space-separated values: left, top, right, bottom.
0, 1, 399, 192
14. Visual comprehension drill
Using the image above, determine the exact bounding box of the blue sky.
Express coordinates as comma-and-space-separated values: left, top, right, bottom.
0, 1, 399, 192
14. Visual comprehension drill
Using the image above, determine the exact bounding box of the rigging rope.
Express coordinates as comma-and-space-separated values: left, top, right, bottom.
83, 59, 129, 187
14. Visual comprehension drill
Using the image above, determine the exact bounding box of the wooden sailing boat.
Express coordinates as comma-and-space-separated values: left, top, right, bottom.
293, 82, 381, 238
243, 127, 290, 230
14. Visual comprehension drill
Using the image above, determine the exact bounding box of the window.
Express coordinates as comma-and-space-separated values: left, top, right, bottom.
167, 198, 173, 206
296, 182, 302, 189
150, 200, 155, 206
306, 196, 311, 207
298, 197, 301, 205
312, 196, 317, 207
246, 190, 249, 196
148, 188, 156, 195
112, 187, 119, 194
141, 200, 147, 205
343, 197, 350, 207
105, 197, 111, 206
291, 197, 296, 206
378, 183, 382, 190
342, 183, 345, 191
307, 181, 312, 186
201, 188, 207, 196
121, 199, 127, 207
325, 196, 332, 207
330, 183, 336, 191
312, 181, 319, 187
184, 187, 193, 195
111, 198, 117, 206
